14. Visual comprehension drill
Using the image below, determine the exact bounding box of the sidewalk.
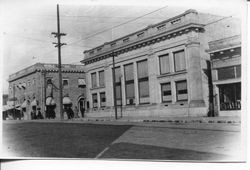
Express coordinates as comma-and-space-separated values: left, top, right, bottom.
6, 115, 241, 132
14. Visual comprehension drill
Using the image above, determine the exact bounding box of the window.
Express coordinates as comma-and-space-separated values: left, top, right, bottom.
171, 18, 181, 25
219, 83, 241, 110
111, 42, 116, 47
123, 38, 129, 43
157, 24, 166, 31
99, 70, 105, 87
62, 79, 69, 88
161, 83, 172, 102
91, 72, 97, 88
100, 92, 106, 107
176, 80, 188, 101
217, 65, 241, 80
47, 78, 52, 85
174, 50, 186, 72
33, 78, 36, 85
78, 78, 86, 88
92, 93, 98, 108
137, 60, 150, 104
124, 63, 135, 105
236, 65, 241, 78
159, 54, 170, 74
137, 32, 144, 38
114, 67, 122, 106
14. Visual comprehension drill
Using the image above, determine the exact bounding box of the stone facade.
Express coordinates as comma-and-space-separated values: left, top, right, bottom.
81, 9, 241, 118
8, 63, 86, 119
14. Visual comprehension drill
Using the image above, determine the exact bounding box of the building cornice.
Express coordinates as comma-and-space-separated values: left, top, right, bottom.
82, 23, 204, 65
8, 63, 85, 82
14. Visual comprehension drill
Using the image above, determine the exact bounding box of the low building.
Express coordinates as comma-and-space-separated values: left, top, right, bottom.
8, 63, 86, 119
207, 35, 241, 116
81, 9, 240, 118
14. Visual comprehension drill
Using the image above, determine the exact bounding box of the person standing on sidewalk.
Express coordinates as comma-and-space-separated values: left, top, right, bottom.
80, 106, 85, 118
73, 106, 79, 119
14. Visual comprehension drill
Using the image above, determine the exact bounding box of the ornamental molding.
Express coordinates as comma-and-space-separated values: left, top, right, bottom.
82, 23, 204, 65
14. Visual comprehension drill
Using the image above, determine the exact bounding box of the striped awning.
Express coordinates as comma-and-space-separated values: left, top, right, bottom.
46, 97, 56, 106
63, 97, 72, 105
31, 99, 38, 106
21, 100, 27, 108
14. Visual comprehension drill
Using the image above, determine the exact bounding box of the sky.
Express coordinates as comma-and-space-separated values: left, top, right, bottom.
0, 0, 246, 94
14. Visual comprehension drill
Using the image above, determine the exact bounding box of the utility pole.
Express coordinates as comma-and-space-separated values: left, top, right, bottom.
13, 84, 16, 119
112, 53, 118, 120
51, 4, 67, 120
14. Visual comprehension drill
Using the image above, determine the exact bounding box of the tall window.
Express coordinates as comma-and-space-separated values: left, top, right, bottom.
100, 92, 106, 107
99, 70, 105, 87
114, 67, 122, 106
176, 80, 188, 101
137, 60, 150, 104
91, 72, 97, 88
174, 50, 186, 72
159, 54, 170, 74
161, 83, 172, 102
62, 79, 69, 89
92, 93, 98, 108
217, 65, 241, 80
124, 63, 135, 105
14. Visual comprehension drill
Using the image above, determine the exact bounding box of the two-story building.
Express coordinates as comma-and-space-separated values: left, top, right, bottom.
207, 35, 241, 116
8, 63, 86, 119
81, 9, 241, 119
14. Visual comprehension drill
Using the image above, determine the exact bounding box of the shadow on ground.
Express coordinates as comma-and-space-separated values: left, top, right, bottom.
2, 122, 133, 158
100, 142, 233, 161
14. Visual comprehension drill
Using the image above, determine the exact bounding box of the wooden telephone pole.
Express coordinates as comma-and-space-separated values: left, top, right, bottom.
51, 4, 67, 120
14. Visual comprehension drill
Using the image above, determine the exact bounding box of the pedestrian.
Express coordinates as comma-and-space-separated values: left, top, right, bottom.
37, 108, 43, 119
73, 106, 79, 118
30, 107, 36, 120
80, 106, 85, 118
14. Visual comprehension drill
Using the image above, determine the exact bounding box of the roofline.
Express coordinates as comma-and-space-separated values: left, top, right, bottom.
83, 9, 198, 53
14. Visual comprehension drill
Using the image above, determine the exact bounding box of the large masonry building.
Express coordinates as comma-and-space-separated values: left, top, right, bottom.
81, 9, 241, 118
8, 63, 86, 119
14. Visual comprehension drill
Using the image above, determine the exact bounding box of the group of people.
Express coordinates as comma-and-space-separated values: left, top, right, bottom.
30, 107, 44, 120
64, 106, 85, 120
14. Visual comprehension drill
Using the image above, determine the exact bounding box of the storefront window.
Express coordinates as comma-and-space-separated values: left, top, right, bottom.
219, 83, 241, 110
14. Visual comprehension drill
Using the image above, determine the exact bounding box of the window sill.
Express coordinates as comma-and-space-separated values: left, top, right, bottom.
157, 70, 187, 78
90, 86, 105, 90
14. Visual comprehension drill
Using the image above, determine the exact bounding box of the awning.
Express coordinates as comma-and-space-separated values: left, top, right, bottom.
46, 97, 56, 106
63, 97, 72, 105
21, 100, 27, 108
2, 105, 12, 111
31, 99, 38, 106
2, 105, 20, 111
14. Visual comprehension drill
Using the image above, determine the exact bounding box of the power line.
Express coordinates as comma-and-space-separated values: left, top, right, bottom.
66, 5, 168, 46
205, 16, 232, 26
